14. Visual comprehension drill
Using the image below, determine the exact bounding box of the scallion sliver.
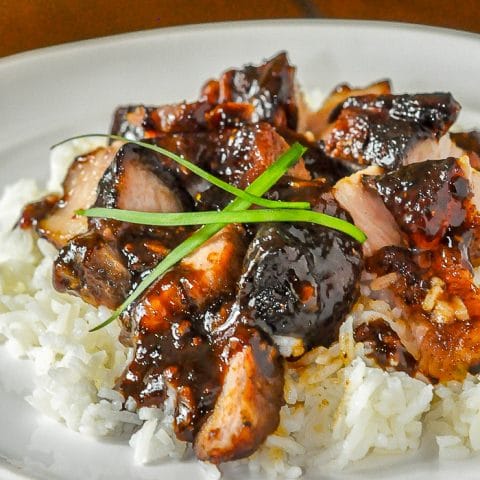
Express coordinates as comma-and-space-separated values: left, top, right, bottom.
53, 134, 310, 211
88, 142, 307, 331
79, 208, 366, 244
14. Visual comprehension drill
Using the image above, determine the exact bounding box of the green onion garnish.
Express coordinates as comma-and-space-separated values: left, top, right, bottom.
52, 134, 310, 211
79, 208, 366, 244
88, 142, 307, 331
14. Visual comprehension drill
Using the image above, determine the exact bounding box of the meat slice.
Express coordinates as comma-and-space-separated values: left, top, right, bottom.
239, 179, 363, 351
192, 123, 310, 211
358, 156, 480, 382
20, 144, 120, 248
94, 142, 192, 212
362, 156, 472, 249
333, 166, 403, 256
118, 225, 250, 441
322, 93, 461, 170
299, 79, 392, 138
53, 142, 192, 308
111, 102, 213, 139
194, 324, 283, 463
205, 51, 298, 130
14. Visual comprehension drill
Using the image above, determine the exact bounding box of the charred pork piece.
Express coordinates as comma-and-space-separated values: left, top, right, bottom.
117, 225, 249, 440
19, 144, 120, 248
118, 225, 284, 462
451, 131, 480, 169
208, 123, 308, 189
110, 102, 214, 139
322, 93, 461, 170
111, 52, 299, 139
359, 156, 480, 381
53, 143, 192, 309
202, 51, 298, 130
194, 323, 284, 463
362, 157, 472, 249
194, 122, 310, 211
298, 79, 392, 138
334, 166, 403, 256
238, 181, 363, 351
94, 142, 192, 212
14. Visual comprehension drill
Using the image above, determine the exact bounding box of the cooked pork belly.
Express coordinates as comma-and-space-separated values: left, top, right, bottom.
194, 324, 283, 463
54, 143, 192, 309
360, 156, 480, 381
334, 166, 403, 256
299, 79, 392, 137
20, 144, 120, 248
240, 178, 363, 351
202, 51, 298, 130
118, 225, 250, 442
362, 157, 472, 249
322, 93, 461, 170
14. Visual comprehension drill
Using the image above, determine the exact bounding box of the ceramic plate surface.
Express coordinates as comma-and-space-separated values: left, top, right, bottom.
1, 19, 479, 480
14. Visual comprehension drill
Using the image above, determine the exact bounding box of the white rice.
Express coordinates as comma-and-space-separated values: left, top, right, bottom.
1, 140, 480, 478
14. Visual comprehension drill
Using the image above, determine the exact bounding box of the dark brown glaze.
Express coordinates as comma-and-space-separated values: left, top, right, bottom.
194, 122, 308, 211
19, 145, 119, 248
363, 158, 470, 249
354, 319, 416, 375
206, 122, 297, 189
278, 127, 357, 182
322, 93, 460, 170
238, 181, 363, 350
53, 229, 132, 310
451, 131, 480, 170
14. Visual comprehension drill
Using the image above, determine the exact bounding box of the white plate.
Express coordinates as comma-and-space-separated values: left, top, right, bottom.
1, 19, 480, 480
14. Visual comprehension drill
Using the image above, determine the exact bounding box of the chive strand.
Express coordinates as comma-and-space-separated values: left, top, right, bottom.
80, 208, 366, 243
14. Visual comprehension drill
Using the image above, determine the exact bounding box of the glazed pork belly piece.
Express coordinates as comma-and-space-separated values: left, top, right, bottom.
53, 142, 193, 309
343, 156, 480, 382
333, 166, 403, 256
19, 143, 121, 248
298, 79, 392, 138
321, 93, 462, 170
110, 52, 298, 139
239, 177, 364, 354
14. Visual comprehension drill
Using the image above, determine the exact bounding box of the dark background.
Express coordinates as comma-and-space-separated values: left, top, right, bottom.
1, 0, 479, 58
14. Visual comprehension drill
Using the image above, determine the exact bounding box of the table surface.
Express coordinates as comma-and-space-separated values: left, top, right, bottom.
1, 0, 479, 58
